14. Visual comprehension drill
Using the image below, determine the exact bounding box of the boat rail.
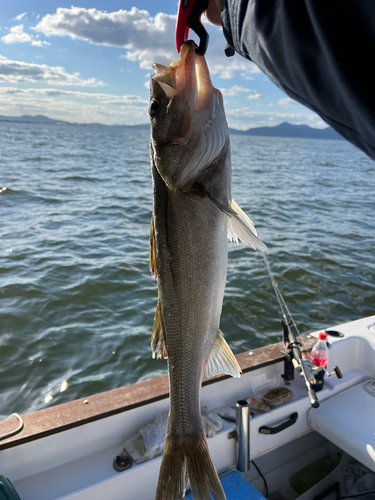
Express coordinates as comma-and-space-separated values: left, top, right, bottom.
0, 336, 316, 451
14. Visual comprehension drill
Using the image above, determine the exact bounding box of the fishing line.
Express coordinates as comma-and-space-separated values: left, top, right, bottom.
262, 253, 307, 350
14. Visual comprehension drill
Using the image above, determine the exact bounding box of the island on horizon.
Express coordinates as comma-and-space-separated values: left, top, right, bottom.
0, 114, 344, 141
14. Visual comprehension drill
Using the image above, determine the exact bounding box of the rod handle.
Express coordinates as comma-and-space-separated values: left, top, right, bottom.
308, 388, 320, 408
333, 365, 343, 379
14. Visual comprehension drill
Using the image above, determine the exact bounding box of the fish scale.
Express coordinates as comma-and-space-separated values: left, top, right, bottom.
149, 41, 266, 500
152, 160, 227, 498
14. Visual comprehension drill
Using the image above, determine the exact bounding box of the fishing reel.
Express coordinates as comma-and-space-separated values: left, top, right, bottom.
294, 353, 343, 392
264, 251, 343, 409
280, 320, 343, 408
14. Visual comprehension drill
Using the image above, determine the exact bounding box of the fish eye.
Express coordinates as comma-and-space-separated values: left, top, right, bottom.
149, 98, 160, 116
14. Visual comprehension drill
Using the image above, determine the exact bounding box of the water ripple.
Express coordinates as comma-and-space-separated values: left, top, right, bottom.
0, 123, 374, 419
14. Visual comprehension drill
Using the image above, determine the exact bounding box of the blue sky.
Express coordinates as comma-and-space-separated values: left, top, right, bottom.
0, 1, 325, 129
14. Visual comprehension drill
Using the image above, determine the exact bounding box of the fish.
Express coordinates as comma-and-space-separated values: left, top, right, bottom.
149, 41, 267, 500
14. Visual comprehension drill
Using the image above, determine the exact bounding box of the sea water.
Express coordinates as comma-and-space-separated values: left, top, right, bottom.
1, 121, 374, 419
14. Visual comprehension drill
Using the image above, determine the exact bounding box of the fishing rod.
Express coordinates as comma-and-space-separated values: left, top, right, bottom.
263, 254, 320, 408
263, 254, 343, 408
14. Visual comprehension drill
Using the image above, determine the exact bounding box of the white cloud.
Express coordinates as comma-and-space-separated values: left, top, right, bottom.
31, 40, 50, 47
15, 12, 27, 21
0, 86, 147, 104
240, 73, 255, 80
2, 25, 31, 44
220, 85, 252, 96
0, 55, 105, 86
225, 108, 326, 130
208, 55, 260, 80
34, 7, 175, 66
0, 87, 324, 129
34, 6, 260, 79
278, 97, 298, 107
0, 86, 149, 125
1, 24, 50, 46
219, 85, 263, 100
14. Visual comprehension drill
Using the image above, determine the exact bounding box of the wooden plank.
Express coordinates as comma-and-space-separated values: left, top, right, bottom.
0, 337, 315, 450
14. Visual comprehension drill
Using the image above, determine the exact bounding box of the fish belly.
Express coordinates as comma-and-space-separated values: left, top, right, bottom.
154, 164, 227, 420
153, 164, 228, 500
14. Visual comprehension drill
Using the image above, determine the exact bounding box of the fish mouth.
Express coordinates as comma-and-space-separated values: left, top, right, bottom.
151, 41, 213, 112
150, 41, 228, 191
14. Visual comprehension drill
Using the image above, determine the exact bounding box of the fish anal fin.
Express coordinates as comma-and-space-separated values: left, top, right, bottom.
227, 199, 268, 252
151, 301, 168, 359
150, 215, 158, 279
204, 330, 241, 379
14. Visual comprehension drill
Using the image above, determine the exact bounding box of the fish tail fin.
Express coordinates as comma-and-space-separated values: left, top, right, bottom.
187, 436, 226, 500
155, 433, 226, 500
155, 436, 187, 500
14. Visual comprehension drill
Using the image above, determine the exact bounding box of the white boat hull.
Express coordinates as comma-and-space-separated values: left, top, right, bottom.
1, 315, 375, 499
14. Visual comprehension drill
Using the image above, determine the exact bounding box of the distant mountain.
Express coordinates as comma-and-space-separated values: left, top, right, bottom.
114, 123, 150, 130
0, 115, 150, 129
0, 115, 343, 140
0, 114, 69, 125
228, 121, 344, 140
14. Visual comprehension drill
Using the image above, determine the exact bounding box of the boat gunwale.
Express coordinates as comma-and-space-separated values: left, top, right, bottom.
0, 337, 315, 451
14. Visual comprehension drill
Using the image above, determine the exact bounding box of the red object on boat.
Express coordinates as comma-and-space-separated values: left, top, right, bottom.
310, 332, 329, 369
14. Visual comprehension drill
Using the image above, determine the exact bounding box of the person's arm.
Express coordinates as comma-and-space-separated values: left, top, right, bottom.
213, 0, 375, 161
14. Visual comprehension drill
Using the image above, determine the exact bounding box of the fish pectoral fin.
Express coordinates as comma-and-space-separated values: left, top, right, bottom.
204, 330, 241, 378
227, 199, 268, 252
192, 184, 267, 252
193, 183, 237, 216
150, 215, 158, 279
151, 301, 168, 359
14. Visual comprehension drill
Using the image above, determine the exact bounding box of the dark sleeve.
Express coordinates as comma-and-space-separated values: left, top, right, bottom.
222, 0, 375, 161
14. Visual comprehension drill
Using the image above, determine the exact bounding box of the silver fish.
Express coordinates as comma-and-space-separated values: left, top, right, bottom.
149, 41, 266, 500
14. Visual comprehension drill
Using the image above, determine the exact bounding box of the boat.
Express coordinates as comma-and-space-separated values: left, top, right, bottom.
1, 314, 375, 500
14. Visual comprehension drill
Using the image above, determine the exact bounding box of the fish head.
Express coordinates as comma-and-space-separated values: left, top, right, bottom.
149, 41, 228, 191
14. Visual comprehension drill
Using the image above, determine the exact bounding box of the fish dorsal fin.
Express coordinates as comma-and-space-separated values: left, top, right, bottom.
204, 330, 241, 378
227, 199, 268, 252
151, 301, 168, 359
150, 216, 158, 279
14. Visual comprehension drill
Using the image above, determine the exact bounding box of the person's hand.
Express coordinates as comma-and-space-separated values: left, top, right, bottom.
205, 0, 223, 26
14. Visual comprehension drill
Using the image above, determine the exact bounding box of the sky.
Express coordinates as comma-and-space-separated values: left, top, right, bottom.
0, 1, 327, 129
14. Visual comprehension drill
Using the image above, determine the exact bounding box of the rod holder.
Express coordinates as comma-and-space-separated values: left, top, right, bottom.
236, 400, 250, 472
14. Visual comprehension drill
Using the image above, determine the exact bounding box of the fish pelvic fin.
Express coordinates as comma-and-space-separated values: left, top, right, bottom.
227, 199, 268, 252
151, 301, 168, 359
155, 433, 226, 500
204, 330, 241, 379
150, 215, 158, 279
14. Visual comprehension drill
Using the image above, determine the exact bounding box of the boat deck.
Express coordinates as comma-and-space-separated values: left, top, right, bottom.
1, 315, 375, 500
